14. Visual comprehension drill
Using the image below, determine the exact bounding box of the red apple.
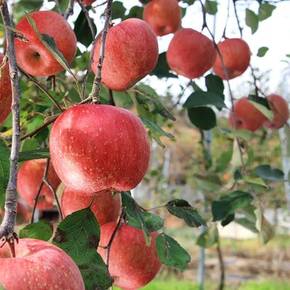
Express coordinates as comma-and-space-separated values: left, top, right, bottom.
143, 0, 181, 36
61, 189, 121, 225
167, 28, 217, 79
15, 11, 77, 77
264, 94, 289, 129
0, 53, 12, 125
17, 159, 61, 210
98, 223, 161, 289
213, 38, 251, 80
0, 238, 84, 289
91, 18, 158, 91
229, 97, 267, 132
49, 104, 150, 193
82, 0, 95, 5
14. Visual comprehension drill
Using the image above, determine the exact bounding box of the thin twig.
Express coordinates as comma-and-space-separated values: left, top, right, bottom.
0, 1, 21, 250
89, 0, 113, 103
217, 238, 225, 290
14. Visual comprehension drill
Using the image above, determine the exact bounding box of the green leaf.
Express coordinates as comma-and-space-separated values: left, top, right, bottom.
205, 0, 218, 15
243, 176, 268, 188
18, 149, 50, 162
121, 192, 164, 239
112, 1, 126, 19
215, 146, 233, 172
0, 139, 9, 209
248, 95, 273, 121
166, 199, 206, 227
205, 74, 224, 95
53, 208, 112, 290
125, 6, 144, 19
150, 52, 177, 79
212, 191, 254, 221
246, 9, 259, 34
255, 165, 284, 181
184, 91, 225, 109
156, 233, 191, 270
196, 224, 218, 248
258, 3, 276, 21
187, 107, 216, 130
255, 207, 274, 244
19, 221, 53, 241
74, 10, 97, 47
257, 47, 269, 57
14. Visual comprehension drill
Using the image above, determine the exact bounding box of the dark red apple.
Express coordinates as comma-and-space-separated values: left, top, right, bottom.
264, 94, 289, 129
61, 189, 121, 225
82, 0, 95, 5
0, 238, 84, 289
0, 53, 12, 125
49, 104, 150, 193
91, 18, 158, 91
98, 223, 161, 289
17, 159, 61, 210
167, 28, 217, 79
213, 38, 251, 80
229, 97, 267, 132
15, 11, 77, 77
143, 0, 181, 36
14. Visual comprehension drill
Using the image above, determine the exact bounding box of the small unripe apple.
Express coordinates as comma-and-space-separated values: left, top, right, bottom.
17, 159, 61, 210
61, 189, 121, 225
98, 223, 161, 289
0, 238, 85, 289
229, 97, 267, 132
143, 0, 181, 36
0, 53, 12, 125
213, 38, 251, 80
49, 104, 150, 193
167, 28, 216, 79
264, 94, 289, 129
91, 18, 158, 91
15, 11, 77, 77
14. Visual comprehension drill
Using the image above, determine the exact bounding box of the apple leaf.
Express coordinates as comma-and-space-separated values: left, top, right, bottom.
187, 107, 217, 130
156, 233, 191, 270
121, 192, 164, 239
245, 8, 259, 34
166, 199, 206, 227
18, 149, 50, 162
184, 91, 225, 109
150, 52, 177, 79
212, 191, 254, 222
19, 221, 53, 241
255, 164, 284, 181
196, 224, 218, 248
205, 74, 224, 95
257, 47, 269, 57
0, 139, 9, 209
205, 0, 218, 15
258, 3, 276, 21
125, 6, 143, 19
255, 207, 274, 244
53, 208, 112, 290
112, 1, 126, 20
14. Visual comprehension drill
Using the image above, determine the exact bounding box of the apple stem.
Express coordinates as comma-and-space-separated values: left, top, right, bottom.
0, 1, 21, 245
89, 0, 113, 104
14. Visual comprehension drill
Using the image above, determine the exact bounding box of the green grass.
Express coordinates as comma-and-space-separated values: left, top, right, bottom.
239, 280, 290, 290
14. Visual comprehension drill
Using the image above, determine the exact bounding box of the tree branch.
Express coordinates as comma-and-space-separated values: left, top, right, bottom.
89, 0, 113, 103
0, 1, 21, 246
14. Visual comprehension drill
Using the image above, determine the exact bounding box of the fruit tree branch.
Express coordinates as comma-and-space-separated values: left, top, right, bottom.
0, 1, 21, 244
89, 0, 113, 103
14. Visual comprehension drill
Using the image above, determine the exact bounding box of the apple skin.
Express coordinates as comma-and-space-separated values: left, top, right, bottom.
91, 18, 158, 91
61, 189, 121, 225
49, 104, 150, 193
98, 223, 161, 289
0, 238, 85, 290
82, 0, 95, 5
166, 28, 216, 79
15, 11, 77, 77
229, 97, 267, 132
17, 159, 61, 210
264, 94, 289, 129
143, 0, 181, 36
0, 53, 12, 125
213, 38, 251, 80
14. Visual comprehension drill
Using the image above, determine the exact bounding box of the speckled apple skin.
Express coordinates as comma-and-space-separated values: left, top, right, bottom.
15, 11, 77, 77
143, 0, 181, 36
213, 38, 251, 80
49, 104, 150, 193
17, 159, 61, 210
0, 53, 12, 125
91, 18, 158, 91
0, 239, 84, 290
264, 94, 289, 129
98, 223, 161, 289
229, 97, 267, 132
61, 189, 121, 225
167, 28, 216, 79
